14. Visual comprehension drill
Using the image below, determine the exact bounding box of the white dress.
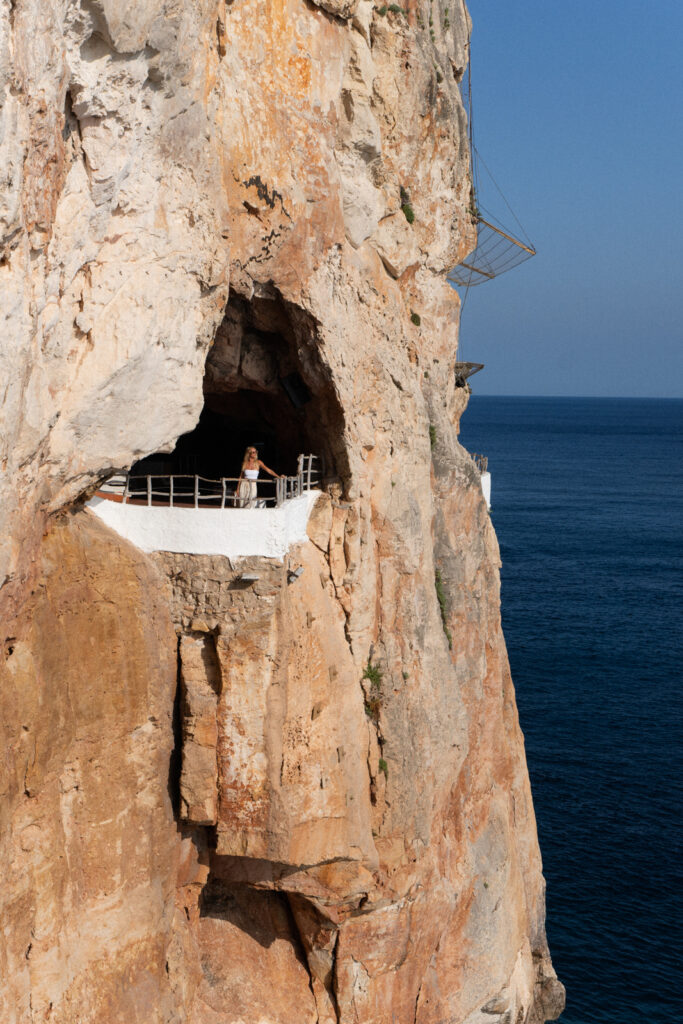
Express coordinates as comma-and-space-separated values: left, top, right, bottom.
238, 466, 259, 508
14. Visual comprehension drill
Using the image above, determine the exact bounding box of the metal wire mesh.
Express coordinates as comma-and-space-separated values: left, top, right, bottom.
447, 217, 536, 288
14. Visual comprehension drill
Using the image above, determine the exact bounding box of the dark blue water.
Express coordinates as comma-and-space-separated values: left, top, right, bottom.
460, 397, 683, 1024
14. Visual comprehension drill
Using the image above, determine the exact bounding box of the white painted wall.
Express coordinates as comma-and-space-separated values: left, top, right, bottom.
87, 491, 321, 559
481, 471, 491, 510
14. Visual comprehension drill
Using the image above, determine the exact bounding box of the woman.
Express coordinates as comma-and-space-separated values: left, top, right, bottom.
236, 446, 282, 508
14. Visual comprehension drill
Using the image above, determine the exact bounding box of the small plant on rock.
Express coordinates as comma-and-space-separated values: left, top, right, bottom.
402, 202, 415, 224
435, 569, 453, 649
377, 4, 388, 13
363, 661, 382, 688
399, 185, 415, 224
429, 424, 437, 449
363, 661, 383, 721
410, 311, 421, 326
388, 3, 405, 13
379, 757, 388, 778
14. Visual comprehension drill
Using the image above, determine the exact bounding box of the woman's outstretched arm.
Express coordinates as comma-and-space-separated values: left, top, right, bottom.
258, 460, 284, 478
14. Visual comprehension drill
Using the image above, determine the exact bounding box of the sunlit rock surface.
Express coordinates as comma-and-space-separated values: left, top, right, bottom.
0, 0, 564, 1021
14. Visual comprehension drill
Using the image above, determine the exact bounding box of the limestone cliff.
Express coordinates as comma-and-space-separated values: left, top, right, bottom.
0, 1, 564, 1022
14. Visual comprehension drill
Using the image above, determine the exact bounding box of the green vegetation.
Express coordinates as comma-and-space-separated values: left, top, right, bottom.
399, 186, 415, 224
410, 311, 421, 326
435, 569, 453, 649
377, 4, 387, 14
379, 758, 388, 778
429, 424, 437, 449
363, 661, 383, 721
402, 670, 409, 680
363, 661, 382, 688
435, 69, 443, 83
388, 3, 405, 13
401, 202, 415, 224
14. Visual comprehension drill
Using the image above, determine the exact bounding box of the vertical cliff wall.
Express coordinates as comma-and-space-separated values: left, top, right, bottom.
0, 1, 564, 1021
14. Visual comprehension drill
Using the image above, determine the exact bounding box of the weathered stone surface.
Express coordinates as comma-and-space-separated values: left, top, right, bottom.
0, 513, 179, 1022
0, 0, 229, 589
311, 0, 360, 19
156, 543, 376, 870
179, 635, 221, 826
0, 0, 563, 1020
371, 210, 421, 278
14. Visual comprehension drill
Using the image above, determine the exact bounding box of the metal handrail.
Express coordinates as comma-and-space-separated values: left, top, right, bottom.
97, 454, 323, 509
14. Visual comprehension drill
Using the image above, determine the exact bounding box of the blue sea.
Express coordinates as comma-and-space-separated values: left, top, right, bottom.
460, 397, 683, 1024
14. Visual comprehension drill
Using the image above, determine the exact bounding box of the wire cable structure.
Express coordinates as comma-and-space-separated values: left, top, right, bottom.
448, 54, 537, 291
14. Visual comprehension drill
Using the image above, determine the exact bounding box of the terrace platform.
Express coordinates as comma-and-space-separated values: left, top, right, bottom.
88, 456, 322, 559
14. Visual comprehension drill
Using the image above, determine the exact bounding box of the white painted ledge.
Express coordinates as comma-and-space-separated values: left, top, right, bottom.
481, 471, 491, 509
87, 491, 321, 559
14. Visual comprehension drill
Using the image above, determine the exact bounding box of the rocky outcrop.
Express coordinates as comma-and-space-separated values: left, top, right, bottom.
0, 0, 564, 1022
0, 514, 179, 1022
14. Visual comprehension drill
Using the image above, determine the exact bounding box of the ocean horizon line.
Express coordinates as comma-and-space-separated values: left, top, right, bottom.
469, 393, 683, 402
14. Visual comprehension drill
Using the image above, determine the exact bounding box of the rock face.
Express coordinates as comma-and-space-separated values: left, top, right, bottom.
0, 1, 564, 1023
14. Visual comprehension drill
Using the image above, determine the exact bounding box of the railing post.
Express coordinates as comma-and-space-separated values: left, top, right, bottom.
306, 454, 312, 491
170, 476, 174, 508
194, 475, 199, 509
147, 476, 152, 507
123, 474, 129, 505
221, 478, 226, 509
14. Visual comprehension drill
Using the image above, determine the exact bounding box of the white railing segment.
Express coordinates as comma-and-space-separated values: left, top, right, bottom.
97, 455, 323, 510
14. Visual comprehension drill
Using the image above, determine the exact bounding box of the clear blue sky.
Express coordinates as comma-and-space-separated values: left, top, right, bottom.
455, 0, 683, 398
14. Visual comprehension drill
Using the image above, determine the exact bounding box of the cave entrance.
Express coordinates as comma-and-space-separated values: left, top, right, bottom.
128, 291, 346, 503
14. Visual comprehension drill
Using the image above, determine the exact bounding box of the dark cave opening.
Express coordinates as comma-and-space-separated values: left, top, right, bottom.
132, 292, 348, 486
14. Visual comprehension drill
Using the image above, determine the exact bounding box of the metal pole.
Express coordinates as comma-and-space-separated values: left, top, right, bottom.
221, 478, 226, 509
147, 476, 152, 507
476, 217, 536, 255
170, 476, 174, 508
194, 475, 199, 509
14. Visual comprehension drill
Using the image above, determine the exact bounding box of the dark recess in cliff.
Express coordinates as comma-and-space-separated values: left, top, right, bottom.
133, 291, 350, 487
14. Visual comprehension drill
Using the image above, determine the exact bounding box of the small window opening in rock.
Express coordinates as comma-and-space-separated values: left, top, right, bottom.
127, 292, 348, 503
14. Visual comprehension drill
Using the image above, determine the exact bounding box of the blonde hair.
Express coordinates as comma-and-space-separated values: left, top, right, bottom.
242, 446, 258, 464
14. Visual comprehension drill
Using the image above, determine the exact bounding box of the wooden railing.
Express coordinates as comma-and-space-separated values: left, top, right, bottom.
98, 454, 322, 509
